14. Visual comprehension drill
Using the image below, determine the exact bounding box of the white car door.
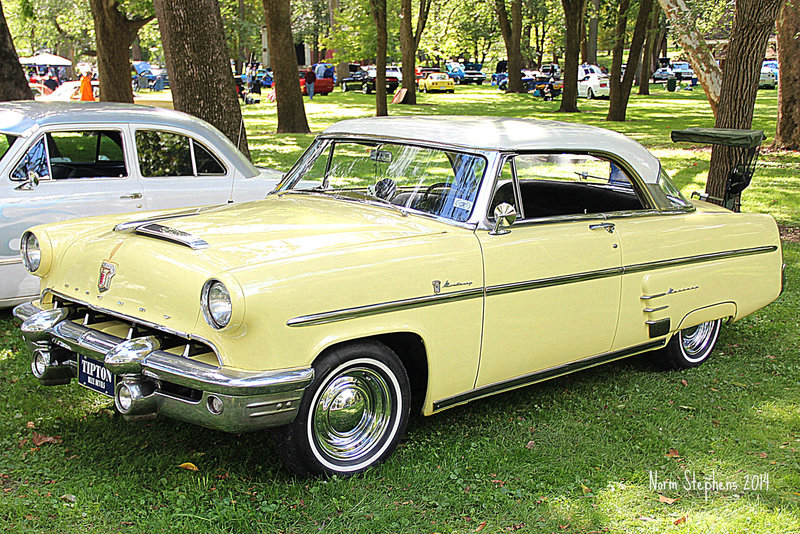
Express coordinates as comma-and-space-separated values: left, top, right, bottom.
132, 127, 236, 210
0, 127, 143, 306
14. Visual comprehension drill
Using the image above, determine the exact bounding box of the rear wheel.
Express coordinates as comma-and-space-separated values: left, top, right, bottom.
341, 83, 349, 92
587, 88, 595, 100
362, 83, 371, 94
273, 340, 410, 476
658, 319, 722, 370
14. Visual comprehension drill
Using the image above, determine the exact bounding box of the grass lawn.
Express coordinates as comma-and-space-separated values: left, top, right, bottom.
1, 84, 799, 533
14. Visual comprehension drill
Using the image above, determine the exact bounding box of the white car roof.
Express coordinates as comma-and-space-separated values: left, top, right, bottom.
0, 101, 257, 176
322, 116, 662, 183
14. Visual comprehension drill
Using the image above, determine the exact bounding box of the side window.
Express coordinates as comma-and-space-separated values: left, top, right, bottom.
10, 138, 50, 181
45, 131, 127, 179
489, 153, 644, 220
135, 130, 226, 177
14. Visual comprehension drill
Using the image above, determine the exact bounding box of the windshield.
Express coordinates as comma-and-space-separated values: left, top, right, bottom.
277, 139, 487, 223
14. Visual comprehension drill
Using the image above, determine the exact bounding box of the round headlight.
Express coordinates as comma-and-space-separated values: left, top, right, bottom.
202, 280, 232, 329
20, 232, 41, 272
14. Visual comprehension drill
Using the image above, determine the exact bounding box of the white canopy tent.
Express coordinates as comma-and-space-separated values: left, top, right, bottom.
19, 53, 72, 67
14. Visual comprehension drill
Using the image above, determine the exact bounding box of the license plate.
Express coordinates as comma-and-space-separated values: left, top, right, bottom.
78, 355, 116, 397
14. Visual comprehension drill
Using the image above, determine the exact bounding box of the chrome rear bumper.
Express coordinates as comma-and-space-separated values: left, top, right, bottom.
14, 301, 313, 433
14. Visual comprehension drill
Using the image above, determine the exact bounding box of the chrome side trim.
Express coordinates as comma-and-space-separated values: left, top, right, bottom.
643, 305, 669, 312
624, 245, 778, 275
433, 339, 665, 411
287, 245, 778, 327
286, 287, 484, 327
132, 223, 209, 250
0, 257, 22, 266
485, 267, 622, 296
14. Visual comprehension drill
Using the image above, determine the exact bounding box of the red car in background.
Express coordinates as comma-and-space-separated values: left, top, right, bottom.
299, 72, 334, 96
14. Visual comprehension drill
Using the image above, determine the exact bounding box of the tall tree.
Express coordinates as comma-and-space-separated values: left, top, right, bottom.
607, 0, 653, 121
586, 0, 599, 65
368, 0, 388, 116
774, 0, 800, 149
0, 0, 33, 100
638, 3, 661, 96
262, 0, 310, 133
657, 0, 722, 116
399, 0, 431, 105
558, 0, 587, 112
495, 0, 523, 93
89, 0, 153, 103
705, 0, 783, 207
153, 0, 251, 158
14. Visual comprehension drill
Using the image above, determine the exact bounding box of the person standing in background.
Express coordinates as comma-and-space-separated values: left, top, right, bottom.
303, 66, 316, 100
79, 73, 95, 101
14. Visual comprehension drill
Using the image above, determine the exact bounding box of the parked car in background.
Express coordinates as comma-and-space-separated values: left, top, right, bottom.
0, 101, 282, 308
416, 66, 441, 81
340, 68, 400, 94
418, 72, 455, 93
578, 72, 610, 99
670, 61, 694, 80
652, 67, 674, 82
386, 65, 403, 82
759, 66, 777, 89
13, 116, 783, 477
299, 71, 334, 96
38, 80, 99, 101
446, 62, 486, 84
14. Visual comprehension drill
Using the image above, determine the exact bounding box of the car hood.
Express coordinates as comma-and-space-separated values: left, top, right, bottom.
42, 194, 454, 336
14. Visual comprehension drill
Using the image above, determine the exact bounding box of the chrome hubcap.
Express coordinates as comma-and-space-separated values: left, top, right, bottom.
312, 366, 393, 464
680, 320, 719, 362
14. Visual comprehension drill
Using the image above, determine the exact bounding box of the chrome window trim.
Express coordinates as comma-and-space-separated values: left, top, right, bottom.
44, 289, 223, 366
286, 245, 778, 327
276, 135, 494, 228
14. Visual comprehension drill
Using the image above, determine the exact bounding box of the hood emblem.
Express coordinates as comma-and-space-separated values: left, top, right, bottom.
98, 261, 117, 293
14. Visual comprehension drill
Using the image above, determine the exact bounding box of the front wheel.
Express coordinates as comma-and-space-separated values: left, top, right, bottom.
362, 83, 371, 94
272, 340, 410, 476
658, 319, 722, 370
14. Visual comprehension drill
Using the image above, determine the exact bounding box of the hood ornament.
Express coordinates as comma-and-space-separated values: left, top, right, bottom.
98, 261, 117, 293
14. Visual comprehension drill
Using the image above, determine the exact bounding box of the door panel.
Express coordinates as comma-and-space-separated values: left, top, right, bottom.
476, 219, 622, 387
134, 129, 234, 210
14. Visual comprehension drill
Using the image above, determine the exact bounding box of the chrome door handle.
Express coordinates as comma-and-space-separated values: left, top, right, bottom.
120, 193, 142, 199
589, 222, 615, 233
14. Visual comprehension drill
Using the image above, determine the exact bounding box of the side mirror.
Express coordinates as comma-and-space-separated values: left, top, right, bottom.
15, 171, 40, 191
490, 202, 517, 235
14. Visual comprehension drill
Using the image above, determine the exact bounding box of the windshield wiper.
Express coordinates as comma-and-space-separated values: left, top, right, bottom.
334, 190, 408, 217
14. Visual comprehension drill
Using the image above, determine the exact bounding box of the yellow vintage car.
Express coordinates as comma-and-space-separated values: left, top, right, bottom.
14, 117, 783, 476
418, 72, 455, 93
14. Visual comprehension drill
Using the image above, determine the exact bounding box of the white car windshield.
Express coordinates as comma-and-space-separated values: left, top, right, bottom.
277, 139, 487, 223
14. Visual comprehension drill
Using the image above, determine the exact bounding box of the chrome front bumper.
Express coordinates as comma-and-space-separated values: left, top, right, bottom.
13, 301, 313, 433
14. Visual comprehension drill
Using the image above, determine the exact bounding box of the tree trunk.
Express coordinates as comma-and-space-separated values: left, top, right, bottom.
559, 0, 587, 112
369, 0, 388, 116
657, 0, 722, 117
131, 36, 144, 62
639, 4, 660, 95
496, 0, 523, 93
0, 1, 33, 101
262, 0, 310, 134
399, 0, 416, 104
774, 0, 800, 149
90, 0, 152, 103
607, 0, 653, 121
154, 0, 252, 158
607, 0, 630, 111
586, 0, 599, 65
706, 0, 782, 207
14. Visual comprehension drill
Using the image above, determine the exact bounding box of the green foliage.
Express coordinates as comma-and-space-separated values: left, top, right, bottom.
5, 0, 94, 59
325, 0, 401, 63
219, 0, 263, 68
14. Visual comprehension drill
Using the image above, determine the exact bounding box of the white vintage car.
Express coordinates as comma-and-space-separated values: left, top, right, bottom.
0, 101, 281, 308
14, 117, 783, 476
